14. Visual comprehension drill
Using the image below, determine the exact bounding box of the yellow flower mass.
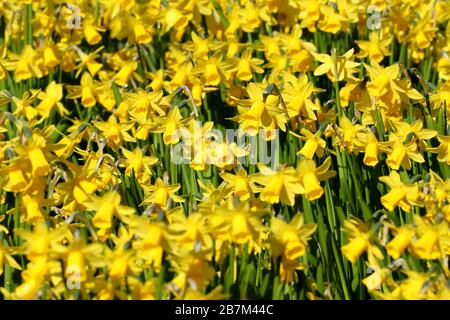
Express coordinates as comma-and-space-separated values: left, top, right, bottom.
0, 0, 448, 301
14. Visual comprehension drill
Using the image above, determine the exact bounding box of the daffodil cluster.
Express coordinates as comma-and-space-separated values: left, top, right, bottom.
0, 0, 449, 300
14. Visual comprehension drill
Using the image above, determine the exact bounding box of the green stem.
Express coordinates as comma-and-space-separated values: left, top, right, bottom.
24, 4, 32, 47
